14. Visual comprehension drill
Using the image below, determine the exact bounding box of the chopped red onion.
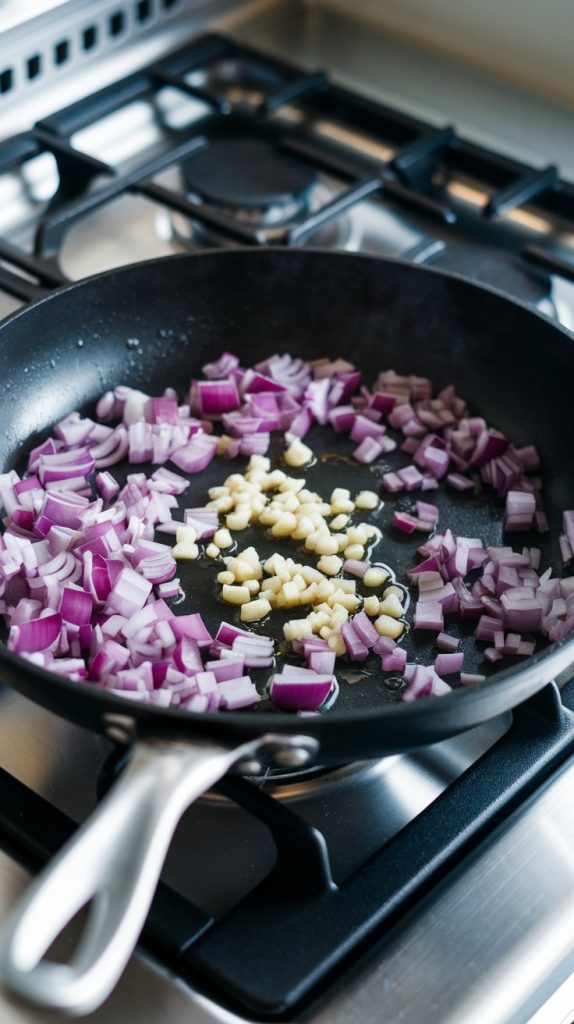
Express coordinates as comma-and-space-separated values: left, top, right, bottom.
308, 650, 336, 675
350, 611, 379, 648
434, 652, 464, 675
397, 465, 424, 491
343, 559, 369, 579
393, 511, 434, 534
9, 612, 62, 654
460, 672, 486, 685
270, 669, 334, 710
436, 632, 460, 652
382, 472, 403, 493
413, 601, 444, 631
382, 648, 407, 672
340, 620, 369, 661
1, 349, 571, 715
353, 436, 386, 464
423, 447, 449, 479
446, 473, 474, 492
402, 665, 433, 702
205, 657, 245, 682
350, 416, 386, 443
170, 434, 218, 474
218, 676, 260, 710
373, 636, 396, 655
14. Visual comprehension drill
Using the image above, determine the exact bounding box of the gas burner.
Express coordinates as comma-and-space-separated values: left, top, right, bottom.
185, 137, 315, 224
186, 58, 281, 109
164, 137, 358, 250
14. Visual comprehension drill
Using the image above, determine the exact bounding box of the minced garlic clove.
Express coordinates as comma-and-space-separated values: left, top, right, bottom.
374, 614, 405, 639
378, 594, 404, 619
284, 438, 313, 468
363, 567, 389, 588
240, 598, 272, 622
222, 584, 251, 605
354, 490, 379, 510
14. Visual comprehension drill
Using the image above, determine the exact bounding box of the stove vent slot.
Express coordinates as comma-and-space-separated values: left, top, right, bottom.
0, 0, 184, 111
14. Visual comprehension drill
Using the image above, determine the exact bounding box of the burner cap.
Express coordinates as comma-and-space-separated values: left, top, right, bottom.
183, 138, 316, 210
430, 244, 550, 306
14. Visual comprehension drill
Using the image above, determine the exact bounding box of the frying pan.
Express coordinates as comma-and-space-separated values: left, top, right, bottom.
0, 249, 573, 1015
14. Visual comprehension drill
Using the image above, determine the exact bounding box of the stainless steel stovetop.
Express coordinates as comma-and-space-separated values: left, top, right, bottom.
1, 3, 574, 1023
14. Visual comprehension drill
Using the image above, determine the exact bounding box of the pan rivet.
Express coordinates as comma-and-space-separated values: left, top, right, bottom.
273, 747, 314, 769
238, 759, 264, 776
103, 714, 135, 745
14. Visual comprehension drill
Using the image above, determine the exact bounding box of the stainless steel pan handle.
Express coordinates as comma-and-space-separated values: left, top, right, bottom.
0, 732, 317, 1016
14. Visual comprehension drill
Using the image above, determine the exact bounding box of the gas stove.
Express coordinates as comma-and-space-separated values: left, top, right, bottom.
1, 4, 574, 1023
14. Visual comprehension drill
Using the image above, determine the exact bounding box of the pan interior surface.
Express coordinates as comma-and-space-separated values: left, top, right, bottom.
0, 249, 573, 736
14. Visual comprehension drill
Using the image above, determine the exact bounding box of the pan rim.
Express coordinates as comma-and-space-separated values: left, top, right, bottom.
1, 246, 573, 734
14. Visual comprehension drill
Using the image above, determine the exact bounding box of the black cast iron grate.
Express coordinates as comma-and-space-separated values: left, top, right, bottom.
0, 33, 573, 305
1, 680, 574, 1019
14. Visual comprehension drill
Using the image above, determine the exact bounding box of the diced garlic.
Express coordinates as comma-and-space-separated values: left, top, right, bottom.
176, 524, 196, 544
231, 557, 262, 582
315, 579, 336, 601
172, 542, 199, 560
317, 555, 343, 576
210, 496, 234, 513
248, 454, 271, 472
205, 543, 219, 559
378, 594, 404, 619
217, 570, 235, 586
261, 576, 281, 593
330, 513, 349, 530
268, 469, 287, 487
335, 579, 356, 594
238, 546, 260, 568
283, 618, 313, 641
301, 565, 324, 585
282, 581, 301, 606
363, 595, 380, 616
327, 632, 346, 657
330, 498, 355, 515
354, 490, 379, 510
222, 584, 251, 605
214, 528, 233, 549
330, 608, 349, 628
291, 515, 315, 540
284, 438, 313, 468
363, 567, 389, 588
240, 598, 272, 622
279, 476, 305, 493
300, 582, 318, 603
271, 511, 298, 538
331, 488, 351, 503
315, 535, 340, 556
346, 525, 369, 546
330, 590, 360, 612
374, 614, 405, 639
307, 610, 331, 632
226, 510, 250, 531
344, 543, 365, 560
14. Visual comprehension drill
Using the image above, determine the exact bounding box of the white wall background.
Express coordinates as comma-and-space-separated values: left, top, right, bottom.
309, 0, 574, 106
